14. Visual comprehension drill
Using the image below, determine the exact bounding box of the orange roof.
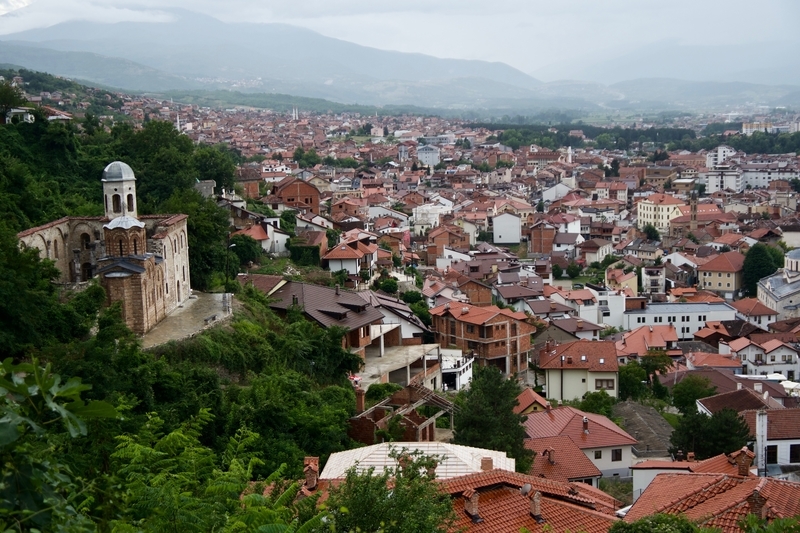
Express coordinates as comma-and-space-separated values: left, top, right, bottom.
539, 340, 619, 371
523, 406, 637, 449
514, 388, 549, 414
687, 352, 741, 368
626, 473, 800, 532
231, 224, 269, 241
429, 302, 527, 325
727, 337, 754, 352
525, 436, 602, 482
322, 244, 364, 260
730, 298, 778, 317
616, 325, 679, 357
697, 251, 745, 273
641, 193, 684, 206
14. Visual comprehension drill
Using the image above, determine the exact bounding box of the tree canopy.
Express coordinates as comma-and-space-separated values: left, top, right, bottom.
672, 375, 717, 415
453, 366, 534, 472
743, 243, 779, 296
670, 409, 752, 460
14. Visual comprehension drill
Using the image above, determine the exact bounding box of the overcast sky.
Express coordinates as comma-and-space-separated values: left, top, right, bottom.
1, 0, 798, 80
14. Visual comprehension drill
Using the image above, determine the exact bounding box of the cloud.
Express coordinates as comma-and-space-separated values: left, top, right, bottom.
1, 0, 798, 77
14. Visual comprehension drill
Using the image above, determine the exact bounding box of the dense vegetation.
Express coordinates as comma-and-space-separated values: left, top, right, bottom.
668, 130, 800, 155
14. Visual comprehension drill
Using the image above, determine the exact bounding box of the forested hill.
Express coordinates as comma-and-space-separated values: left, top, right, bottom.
0, 83, 370, 531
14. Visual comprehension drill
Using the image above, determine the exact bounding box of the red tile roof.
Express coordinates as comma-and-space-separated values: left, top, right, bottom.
697, 251, 745, 273
525, 436, 602, 482
522, 406, 637, 449
626, 473, 800, 531
514, 388, 549, 414
741, 408, 800, 440
730, 298, 779, 317
539, 340, 619, 371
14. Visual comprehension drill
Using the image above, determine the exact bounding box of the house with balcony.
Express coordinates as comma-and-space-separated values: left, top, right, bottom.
429, 302, 535, 375
722, 337, 799, 380
642, 265, 666, 295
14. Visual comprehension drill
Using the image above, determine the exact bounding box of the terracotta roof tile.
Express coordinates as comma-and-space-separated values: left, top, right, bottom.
522, 406, 637, 449
525, 436, 602, 482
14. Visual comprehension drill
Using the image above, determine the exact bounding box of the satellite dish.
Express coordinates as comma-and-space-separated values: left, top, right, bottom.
520, 483, 532, 496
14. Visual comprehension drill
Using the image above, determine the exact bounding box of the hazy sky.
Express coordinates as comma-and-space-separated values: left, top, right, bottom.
1, 0, 798, 80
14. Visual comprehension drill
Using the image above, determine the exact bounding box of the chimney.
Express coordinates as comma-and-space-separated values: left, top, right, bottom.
576, 319, 583, 329
756, 409, 768, 476
292, 294, 299, 305
735, 447, 754, 477
545, 401, 552, 412
754, 382, 763, 393
737, 382, 743, 390
335, 284, 340, 295
676, 450, 685, 461
480, 457, 493, 471
303, 457, 319, 490
550, 302, 556, 311
355, 386, 365, 414
463, 489, 482, 523
582, 416, 589, 433
687, 452, 696, 462
747, 481, 768, 518
543, 448, 555, 465
530, 491, 544, 523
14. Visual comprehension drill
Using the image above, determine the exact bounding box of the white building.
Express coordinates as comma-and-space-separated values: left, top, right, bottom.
542, 183, 573, 203
623, 302, 737, 340
706, 145, 737, 168
492, 212, 522, 244
417, 145, 441, 167
757, 249, 800, 321
721, 338, 799, 381
439, 348, 474, 391
702, 165, 743, 194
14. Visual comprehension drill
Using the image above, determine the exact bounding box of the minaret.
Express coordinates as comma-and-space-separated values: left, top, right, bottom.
567, 146, 573, 164
176, 113, 181, 132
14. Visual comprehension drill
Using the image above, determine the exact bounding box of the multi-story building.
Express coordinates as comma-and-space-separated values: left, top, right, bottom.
623, 302, 737, 340
701, 165, 743, 194
642, 265, 666, 295
758, 249, 800, 320
272, 176, 321, 216
429, 302, 535, 375
697, 251, 745, 300
706, 145, 736, 167
722, 337, 799, 380
637, 193, 684, 232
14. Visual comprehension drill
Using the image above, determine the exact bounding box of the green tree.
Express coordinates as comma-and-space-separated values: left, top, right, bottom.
672, 375, 717, 415
669, 409, 752, 460
619, 361, 648, 401
193, 145, 236, 192
566, 262, 581, 279
230, 234, 262, 266
0, 358, 117, 532
324, 450, 457, 533
739, 514, 800, 533
743, 243, 778, 296
401, 290, 424, 304
610, 513, 717, 533
536, 199, 545, 212
643, 223, 660, 241
552, 264, 563, 279
379, 277, 399, 294
160, 189, 231, 290
453, 366, 534, 472
0, 81, 26, 124
409, 300, 432, 327
766, 245, 785, 268
578, 390, 615, 417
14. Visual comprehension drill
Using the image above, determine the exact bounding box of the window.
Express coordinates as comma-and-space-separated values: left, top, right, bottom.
594, 450, 602, 459
127, 194, 134, 212
766, 445, 778, 465
791, 444, 800, 464
466, 325, 474, 334
112, 194, 121, 213
595, 379, 615, 390
612, 449, 622, 462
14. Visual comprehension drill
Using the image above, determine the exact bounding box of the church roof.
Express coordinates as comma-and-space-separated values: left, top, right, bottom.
102, 161, 136, 182
104, 215, 145, 230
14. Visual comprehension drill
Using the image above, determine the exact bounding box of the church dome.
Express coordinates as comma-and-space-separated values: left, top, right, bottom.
103, 215, 145, 230
102, 161, 136, 182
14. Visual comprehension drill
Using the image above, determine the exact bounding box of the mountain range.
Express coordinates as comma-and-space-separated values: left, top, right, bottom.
2, 9, 799, 113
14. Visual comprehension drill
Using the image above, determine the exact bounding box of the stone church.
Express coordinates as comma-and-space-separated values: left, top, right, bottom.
18, 161, 191, 334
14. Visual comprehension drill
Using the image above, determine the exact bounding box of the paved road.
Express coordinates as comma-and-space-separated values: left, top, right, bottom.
141, 292, 230, 349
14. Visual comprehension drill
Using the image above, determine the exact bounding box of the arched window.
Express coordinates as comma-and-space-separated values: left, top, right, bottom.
81, 233, 91, 250
118, 239, 124, 256
182, 265, 185, 281
133, 238, 138, 255
127, 194, 134, 213
53, 239, 59, 259
112, 194, 122, 213
173, 239, 177, 255
104, 195, 108, 212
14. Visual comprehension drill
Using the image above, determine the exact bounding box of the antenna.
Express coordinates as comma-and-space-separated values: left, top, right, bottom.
520, 483, 532, 496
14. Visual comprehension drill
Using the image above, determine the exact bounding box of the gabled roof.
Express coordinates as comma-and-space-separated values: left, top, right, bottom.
741, 408, 800, 440
625, 473, 800, 531
730, 298, 779, 317
697, 388, 784, 414
514, 388, 549, 414
525, 436, 602, 482
522, 406, 637, 449
269, 281, 384, 331
697, 251, 745, 273
539, 340, 618, 371
616, 325, 680, 357
429, 302, 527, 325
